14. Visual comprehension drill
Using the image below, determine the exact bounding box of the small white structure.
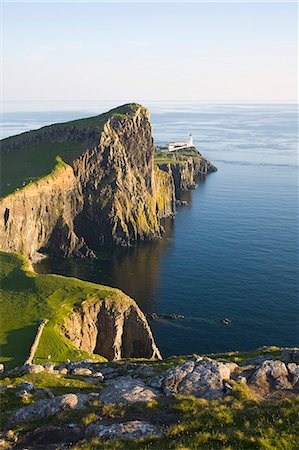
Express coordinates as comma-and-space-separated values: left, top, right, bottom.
168, 134, 193, 151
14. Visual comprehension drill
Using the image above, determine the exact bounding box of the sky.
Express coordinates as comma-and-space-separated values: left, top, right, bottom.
1, 1, 298, 108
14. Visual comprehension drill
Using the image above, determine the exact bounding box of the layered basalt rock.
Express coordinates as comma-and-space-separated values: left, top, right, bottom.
61, 297, 161, 360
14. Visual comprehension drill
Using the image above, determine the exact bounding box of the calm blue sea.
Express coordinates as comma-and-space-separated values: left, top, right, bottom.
1, 103, 298, 356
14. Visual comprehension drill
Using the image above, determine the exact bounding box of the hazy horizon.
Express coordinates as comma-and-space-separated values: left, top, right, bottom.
2, 2, 298, 106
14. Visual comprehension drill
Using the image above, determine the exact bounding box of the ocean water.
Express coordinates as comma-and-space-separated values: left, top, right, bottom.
1, 103, 298, 357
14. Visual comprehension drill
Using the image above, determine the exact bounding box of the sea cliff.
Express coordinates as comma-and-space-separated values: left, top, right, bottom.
0, 104, 216, 260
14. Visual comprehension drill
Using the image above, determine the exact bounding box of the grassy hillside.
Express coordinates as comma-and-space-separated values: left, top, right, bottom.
0, 103, 140, 198
0, 251, 137, 368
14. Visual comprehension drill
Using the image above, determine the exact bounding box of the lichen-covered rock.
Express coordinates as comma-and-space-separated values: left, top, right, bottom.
99, 376, 159, 404
23, 364, 45, 374
86, 420, 161, 440
248, 360, 293, 392
72, 367, 93, 376
163, 357, 232, 399
9, 393, 89, 425
287, 363, 299, 389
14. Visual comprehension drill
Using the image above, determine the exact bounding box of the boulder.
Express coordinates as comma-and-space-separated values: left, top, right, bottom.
9, 393, 89, 425
16, 382, 35, 391
73, 367, 93, 376
287, 363, 299, 389
23, 364, 45, 374
163, 357, 232, 399
281, 348, 299, 364
248, 360, 293, 393
99, 376, 159, 404
92, 372, 104, 381
86, 420, 161, 440
240, 355, 274, 367
43, 362, 55, 373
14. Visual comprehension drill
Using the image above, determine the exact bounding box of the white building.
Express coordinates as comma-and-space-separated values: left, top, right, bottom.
168, 134, 193, 151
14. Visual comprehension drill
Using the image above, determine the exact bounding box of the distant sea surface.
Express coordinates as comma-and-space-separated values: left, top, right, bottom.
1, 103, 298, 357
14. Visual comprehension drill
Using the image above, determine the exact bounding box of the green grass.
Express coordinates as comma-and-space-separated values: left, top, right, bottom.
0, 103, 142, 198
154, 148, 200, 165
0, 251, 136, 369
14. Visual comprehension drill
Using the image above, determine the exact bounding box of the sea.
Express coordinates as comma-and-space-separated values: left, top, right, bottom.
1, 102, 298, 357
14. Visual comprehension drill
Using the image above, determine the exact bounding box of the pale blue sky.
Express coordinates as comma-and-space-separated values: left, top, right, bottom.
2, 2, 298, 106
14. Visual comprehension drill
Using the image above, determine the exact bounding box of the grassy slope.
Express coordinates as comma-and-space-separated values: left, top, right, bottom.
0, 103, 140, 198
0, 251, 135, 368
154, 148, 200, 165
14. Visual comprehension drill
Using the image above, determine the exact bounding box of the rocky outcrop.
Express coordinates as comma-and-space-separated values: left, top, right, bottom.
0, 104, 216, 260
9, 393, 89, 426
61, 297, 162, 361
157, 149, 217, 199
163, 357, 234, 399
98, 376, 160, 404
86, 421, 162, 440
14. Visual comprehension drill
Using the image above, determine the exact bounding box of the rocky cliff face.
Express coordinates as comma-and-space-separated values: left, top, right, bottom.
157, 150, 217, 199
0, 104, 216, 260
61, 297, 161, 360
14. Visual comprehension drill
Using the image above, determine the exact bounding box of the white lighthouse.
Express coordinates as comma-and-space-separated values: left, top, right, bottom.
168, 134, 194, 151
187, 134, 193, 147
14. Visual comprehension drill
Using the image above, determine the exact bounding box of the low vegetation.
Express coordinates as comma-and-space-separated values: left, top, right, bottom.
154, 148, 199, 165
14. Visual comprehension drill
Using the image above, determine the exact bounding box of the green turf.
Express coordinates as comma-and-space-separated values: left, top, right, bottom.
0, 251, 136, 368
154, 148, 200, 165
0, 103, 141, 198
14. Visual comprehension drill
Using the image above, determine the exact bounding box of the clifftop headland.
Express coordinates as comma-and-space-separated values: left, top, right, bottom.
0, 103, 216, 260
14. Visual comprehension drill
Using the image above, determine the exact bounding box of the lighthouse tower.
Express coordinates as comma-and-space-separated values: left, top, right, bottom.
187, 134, 193, 147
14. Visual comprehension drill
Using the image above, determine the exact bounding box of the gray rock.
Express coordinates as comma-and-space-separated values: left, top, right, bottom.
0, 385, 8, 392
43, 362, 55, 373
240, 355, 273, 367
281, 348, 299, 364
9, 393, 89, 425
148, 374, 164, 389
73, 367, 93, 376
163, 357, 232, 399
86, 420, 162, 440
99, 376, 159, 404
287, 363, 299, 389
24, 364, 45, 374
92, 372, 104, 381
249, 360, 292, 392
16, 382, 35, 391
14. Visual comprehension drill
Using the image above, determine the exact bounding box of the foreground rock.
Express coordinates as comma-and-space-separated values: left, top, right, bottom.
99, 376, 160, 404
163, 357, 235, 399
9, 393, 89, 426
86, 420, 162, 440
248, 360, 299, 394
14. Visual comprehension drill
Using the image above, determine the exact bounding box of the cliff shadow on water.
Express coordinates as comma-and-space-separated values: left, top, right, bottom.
34, 217, 177, 314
